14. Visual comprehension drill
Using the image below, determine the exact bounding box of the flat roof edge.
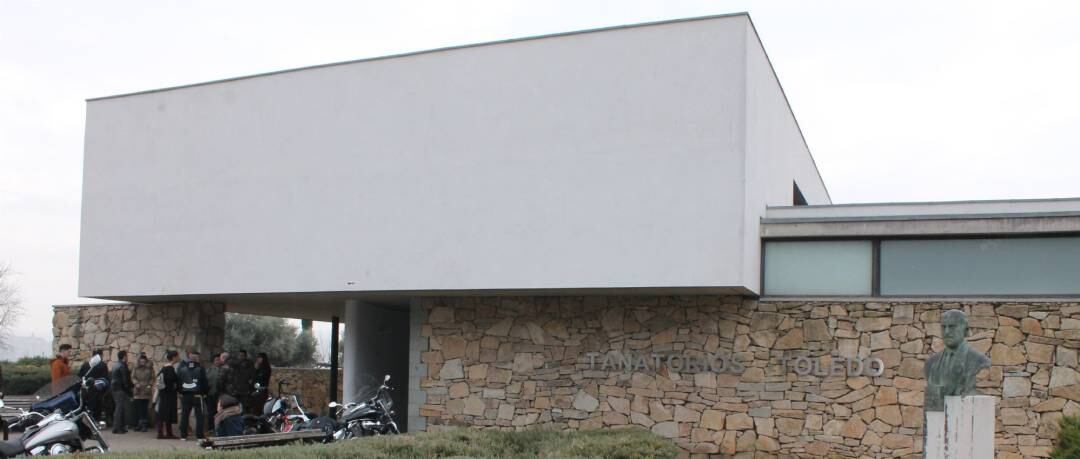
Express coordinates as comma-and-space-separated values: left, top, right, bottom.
769, 196, 1080, 210
763, 210, 1080, 224
86, 12, 750, 102
54, 302, 130, 308
760, 296, 1080, 303
77, 285, 757, 303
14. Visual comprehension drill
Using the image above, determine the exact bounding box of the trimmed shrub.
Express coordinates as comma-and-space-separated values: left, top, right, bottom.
1053, 415, 1080, 459
103, 428, 680, 458
1, 357, 52, 395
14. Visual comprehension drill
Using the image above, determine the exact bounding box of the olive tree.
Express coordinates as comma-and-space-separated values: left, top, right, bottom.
224, 313, 319, 367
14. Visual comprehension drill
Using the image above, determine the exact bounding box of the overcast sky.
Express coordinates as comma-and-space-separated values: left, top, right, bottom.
2, 1, 1079, 343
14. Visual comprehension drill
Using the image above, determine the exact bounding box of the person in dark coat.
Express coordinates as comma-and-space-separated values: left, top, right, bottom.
252, 353, 272, 416
78, 350, 108, 423
156, 350, 181, 439
110, 351, 133, 434
213, 394, 245, 438
178, 350, 208, 440
205, 352, 231, 434
229, 350, 255, 414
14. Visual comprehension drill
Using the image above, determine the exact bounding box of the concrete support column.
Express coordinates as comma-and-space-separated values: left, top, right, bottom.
343, 299, 411, 429
343, 300, 409, 399
343, 299, 370, 403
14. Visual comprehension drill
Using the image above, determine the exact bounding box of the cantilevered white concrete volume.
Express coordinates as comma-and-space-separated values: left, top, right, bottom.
79, 13, 827, 304
79, 13, 828, 425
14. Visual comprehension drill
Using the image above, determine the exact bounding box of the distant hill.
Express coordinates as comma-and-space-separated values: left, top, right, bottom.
1, 335, 52, 360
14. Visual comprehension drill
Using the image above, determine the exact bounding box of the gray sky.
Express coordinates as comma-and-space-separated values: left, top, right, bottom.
2, 0, 1080, 342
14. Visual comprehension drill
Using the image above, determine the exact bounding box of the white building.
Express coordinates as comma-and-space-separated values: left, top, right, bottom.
76, 13, 1080, 456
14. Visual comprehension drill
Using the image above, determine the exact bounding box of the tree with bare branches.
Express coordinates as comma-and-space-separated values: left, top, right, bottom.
0, 264, 23, 350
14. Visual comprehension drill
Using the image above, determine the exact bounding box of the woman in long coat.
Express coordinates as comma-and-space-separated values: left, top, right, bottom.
156, 350, 180, 439
131, 354, 155, 432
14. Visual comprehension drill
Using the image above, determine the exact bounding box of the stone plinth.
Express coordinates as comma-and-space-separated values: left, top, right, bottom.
928, 396, 996, 459
946, 396, 995, 459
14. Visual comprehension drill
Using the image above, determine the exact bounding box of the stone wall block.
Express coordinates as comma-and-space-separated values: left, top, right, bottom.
416, 297, 1078, 459
54, 302, 225, 371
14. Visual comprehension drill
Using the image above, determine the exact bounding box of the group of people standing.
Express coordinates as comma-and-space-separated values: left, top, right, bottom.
50, 344, 272, 440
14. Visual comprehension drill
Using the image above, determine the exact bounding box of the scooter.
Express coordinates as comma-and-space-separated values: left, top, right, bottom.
0, 357, 110, 456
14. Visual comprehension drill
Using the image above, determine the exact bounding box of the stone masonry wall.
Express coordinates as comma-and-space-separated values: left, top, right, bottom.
53, 302, 225, 365
269, 367, 344, 417
418, 296, 1080, 459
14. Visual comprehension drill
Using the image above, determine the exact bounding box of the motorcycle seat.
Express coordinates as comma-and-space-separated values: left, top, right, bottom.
0, 439, 24, 457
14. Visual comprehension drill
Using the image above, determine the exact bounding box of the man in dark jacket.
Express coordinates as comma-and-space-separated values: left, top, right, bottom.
110, 351, 133, 434
79, 350, 109, 423
205, 353, 232, 432
177, 350, 209, 440
228, 350, 255, 414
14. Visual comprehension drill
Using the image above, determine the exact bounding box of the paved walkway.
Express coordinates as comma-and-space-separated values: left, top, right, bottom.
99, 429, 203, 453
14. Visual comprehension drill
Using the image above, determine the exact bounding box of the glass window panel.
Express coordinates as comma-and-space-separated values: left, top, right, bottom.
764, 241, 873, 295
880, 237, 1080, 295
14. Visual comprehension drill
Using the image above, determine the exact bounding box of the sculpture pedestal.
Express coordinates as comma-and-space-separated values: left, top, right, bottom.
925, 395, 995, 459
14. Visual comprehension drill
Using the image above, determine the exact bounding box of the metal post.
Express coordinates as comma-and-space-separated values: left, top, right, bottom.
329, 315, 340, 404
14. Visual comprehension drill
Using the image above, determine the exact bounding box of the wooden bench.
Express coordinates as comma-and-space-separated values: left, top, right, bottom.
198, 430, 329, 450
1, 395, 38, 440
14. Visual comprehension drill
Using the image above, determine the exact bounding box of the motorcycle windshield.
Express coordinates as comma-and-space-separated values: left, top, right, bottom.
33, 376, 81, 399
30, 376, 81, 413
345, 374, 394, 414
377, 390, 393, 412
348, 374, 388, 404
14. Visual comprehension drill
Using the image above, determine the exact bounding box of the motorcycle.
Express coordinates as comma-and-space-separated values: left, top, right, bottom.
260, 380, 310, 433
328, 374, 399, 440
240, 412, 275, 436
239, 381, 332, 438
0, 357, 110, 456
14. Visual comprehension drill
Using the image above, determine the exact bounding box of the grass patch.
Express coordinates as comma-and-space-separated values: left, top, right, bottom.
103, 428, 679, 459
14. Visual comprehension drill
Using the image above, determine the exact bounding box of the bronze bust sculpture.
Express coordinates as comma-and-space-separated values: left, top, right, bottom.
923, 309, 991, 412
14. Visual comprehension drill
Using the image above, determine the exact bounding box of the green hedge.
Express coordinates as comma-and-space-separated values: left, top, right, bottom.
105, 428, 680, 459
1, 357, 52, 395
1053, 415, 1080, 459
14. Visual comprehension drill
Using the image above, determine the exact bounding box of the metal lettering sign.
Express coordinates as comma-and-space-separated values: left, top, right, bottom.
583, 352, 745, 374
581, 352, 885, 377
782, 355, 885, 377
